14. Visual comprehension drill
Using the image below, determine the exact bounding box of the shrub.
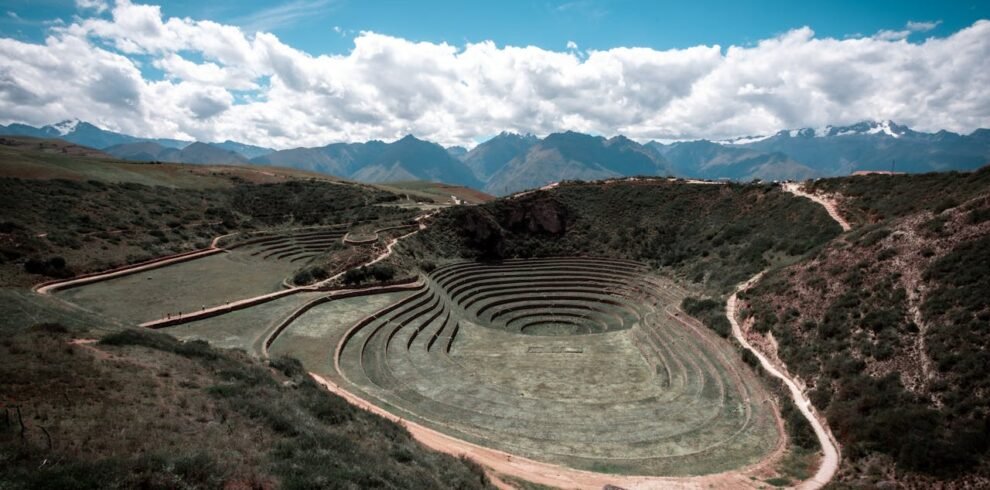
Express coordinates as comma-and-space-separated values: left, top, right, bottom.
681, 297, 731, 337
99, 330, 218, 361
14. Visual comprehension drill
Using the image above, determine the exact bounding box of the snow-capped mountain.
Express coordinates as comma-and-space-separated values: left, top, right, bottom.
722, 120, 912, 144
724, 120, 990, 175
51, 118, 81, 136
0, 120, 190, 150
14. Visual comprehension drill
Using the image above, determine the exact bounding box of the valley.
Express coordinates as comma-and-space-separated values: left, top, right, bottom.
1, 137, 988, 490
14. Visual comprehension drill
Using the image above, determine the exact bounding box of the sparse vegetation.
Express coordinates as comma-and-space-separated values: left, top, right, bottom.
681, 296, 731, 337
741, 173, 990, 485
401, 180, 841, 293
807, 166, 990, 224
0, 325, 492, 490
0, 177, 412, 287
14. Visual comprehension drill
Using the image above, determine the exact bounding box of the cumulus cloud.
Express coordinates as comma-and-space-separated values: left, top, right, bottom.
907, 20, 941, 32
75, 0, 109, 14
0, 1, 988, 148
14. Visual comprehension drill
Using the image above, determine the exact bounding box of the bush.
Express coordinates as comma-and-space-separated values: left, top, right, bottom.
742, 349, 760, 368
681, 297, 731, 337
99, 330, 217, 361
23, 256, 72, 278
342, 264, 395, 285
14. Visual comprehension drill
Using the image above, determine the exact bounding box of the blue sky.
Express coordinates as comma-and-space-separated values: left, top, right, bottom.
3, 0, 987, 54
0, 1, 987, 147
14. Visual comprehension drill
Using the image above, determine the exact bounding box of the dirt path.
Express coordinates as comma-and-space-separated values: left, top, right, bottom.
782, 183, 852, 232
310, 211, 434, 287
311, 373, 778, 490
728, 275, 841, 490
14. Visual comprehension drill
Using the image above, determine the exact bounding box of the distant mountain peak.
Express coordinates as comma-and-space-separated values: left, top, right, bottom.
493, 130, 538, 140
719, 134, 772, 145
722, 120, 918, 144
51, 119, 81, 135
823, 120, 908, 138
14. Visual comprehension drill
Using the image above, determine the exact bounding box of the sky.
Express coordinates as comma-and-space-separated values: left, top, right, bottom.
0, 0, 988, 148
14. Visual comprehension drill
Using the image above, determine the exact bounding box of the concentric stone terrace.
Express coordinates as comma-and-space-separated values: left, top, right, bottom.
228, 227, 347, 263
325, 257, 781, 476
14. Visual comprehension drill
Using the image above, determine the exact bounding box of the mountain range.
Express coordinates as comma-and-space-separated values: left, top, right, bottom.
2, 119, 988, 195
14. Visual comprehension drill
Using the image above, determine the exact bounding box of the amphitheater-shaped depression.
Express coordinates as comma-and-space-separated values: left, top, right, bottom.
274, 257, 782, 476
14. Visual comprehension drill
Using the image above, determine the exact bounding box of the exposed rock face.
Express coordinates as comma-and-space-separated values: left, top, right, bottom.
451, 195, 568, 259
502, 197, 568, 235
455, 207, 504, 259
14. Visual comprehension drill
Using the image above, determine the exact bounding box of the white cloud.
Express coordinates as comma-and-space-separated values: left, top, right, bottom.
873, 29, 911, 41
907, 20, 941, 32
0, 1, 988, 148
566, 40, 578, 50
231, 0, 335, 34
874, 20, 944, 41
75, 0, 109, 14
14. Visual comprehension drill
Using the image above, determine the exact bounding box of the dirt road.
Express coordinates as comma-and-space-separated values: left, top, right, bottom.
782, 183, 852, 231
727, 273, 841, 489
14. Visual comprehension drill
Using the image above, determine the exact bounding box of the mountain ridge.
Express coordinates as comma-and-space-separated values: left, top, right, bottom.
3, 119, 989, 194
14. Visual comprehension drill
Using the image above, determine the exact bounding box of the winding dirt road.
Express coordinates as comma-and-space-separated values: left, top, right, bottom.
717, 181, 850, 489
727, 274, 841, 489
782, 182, 852, 232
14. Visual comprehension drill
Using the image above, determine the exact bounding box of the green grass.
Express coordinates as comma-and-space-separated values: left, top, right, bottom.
0, 325, 493, 490
324, 258, 781, 476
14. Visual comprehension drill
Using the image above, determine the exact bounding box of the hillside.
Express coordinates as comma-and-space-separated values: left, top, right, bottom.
0, 322, 491, 489
350, 135, 482, 188
0, 136, 114, 160
252, 141, 387, 177
105, 141, 250, 165
483, 132, 670, 195
0, 144, 412, 287
739, 168, 990, 487
375, 180, 494, 205
653, 140, 817, 181
462, 132, 538, 181
4, 135, 990, 488
396, 178, 841, 292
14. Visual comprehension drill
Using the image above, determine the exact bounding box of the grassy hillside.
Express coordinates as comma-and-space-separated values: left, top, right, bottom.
806, 166, 990, 225
0, 321, 491, 490
0, 178, 413, 287
740, 171, 990, 487
397, 179, 841, 293
375, 180, 494, 205
0, 136, 340, 188
0, 141, 417, 287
